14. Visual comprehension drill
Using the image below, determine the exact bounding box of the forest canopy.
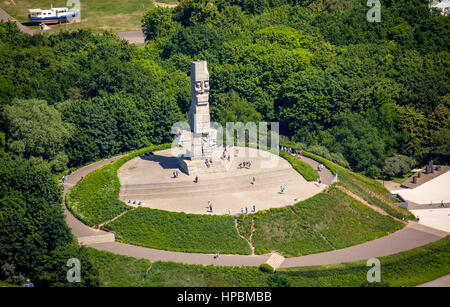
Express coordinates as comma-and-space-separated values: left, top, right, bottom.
1, 0, 448, 176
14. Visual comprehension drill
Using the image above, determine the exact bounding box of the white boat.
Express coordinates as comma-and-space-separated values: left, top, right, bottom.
28, 7, 79, 24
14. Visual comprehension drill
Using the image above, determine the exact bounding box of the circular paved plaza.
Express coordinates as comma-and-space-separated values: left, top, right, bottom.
118, 146, 326, 215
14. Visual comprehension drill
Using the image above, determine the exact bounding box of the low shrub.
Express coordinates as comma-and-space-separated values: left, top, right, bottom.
259, 263, 274, 273
279, 151, 319, 181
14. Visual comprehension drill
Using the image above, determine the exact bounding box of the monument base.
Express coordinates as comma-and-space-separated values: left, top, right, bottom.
177, 148, 233, 176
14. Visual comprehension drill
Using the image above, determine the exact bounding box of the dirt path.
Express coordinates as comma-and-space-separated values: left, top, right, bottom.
235, 218, 255, 255
337, 186, 391, 217
98, 207, 135, 228
151, 0, 178, 8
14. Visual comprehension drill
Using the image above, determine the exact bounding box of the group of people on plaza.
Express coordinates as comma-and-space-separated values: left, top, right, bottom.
205, 158, 213, 168
128, 200, 142, 206
240, 205, 256, 214
238, 161, 252, 169
281, 146, 303, 159
207, 200, 257, 215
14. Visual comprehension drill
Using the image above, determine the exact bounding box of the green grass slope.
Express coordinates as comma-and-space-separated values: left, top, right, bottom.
283, 142, 416, 221
88, 235, 449, 287
238, 186, 402, 257
66, 144, 170, 227
107, 207, 251, 254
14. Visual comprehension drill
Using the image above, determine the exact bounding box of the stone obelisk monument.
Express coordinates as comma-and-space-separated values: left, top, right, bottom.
175, 61, 220, 174
188, 60, 216, 158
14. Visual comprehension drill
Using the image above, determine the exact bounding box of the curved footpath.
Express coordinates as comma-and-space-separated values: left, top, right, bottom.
62, 152, 448, 283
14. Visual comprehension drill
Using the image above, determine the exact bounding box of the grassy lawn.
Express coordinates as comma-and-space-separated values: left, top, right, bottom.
106, 207, 251, 254
88, 235, 450, 287
1, 0, 153, 33
66, 144, 170, 227
106, 186, 402, 256
283, 142, 416, 221
66, 160, 130, 228
0, 280, 19, 287
242, 186, 403, 257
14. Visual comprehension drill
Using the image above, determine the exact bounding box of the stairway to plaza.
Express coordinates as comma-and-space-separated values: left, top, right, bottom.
120, 168, 301, 201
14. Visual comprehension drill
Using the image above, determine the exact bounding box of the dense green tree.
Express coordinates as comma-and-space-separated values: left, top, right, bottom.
0, 0, 448, 181
320, 112, 386, 173
430, 128, 450, 164
36, 243, 99, 287
163, 24, 224, 61
277, 69, 348, 137
382, 154, 416, 178
397, 106, 430, 159
173, 0, 220, 26
3, 99, 70, 170
211, 91, 262, 127
142, 7, 181, 43
58, 99, 119, 166
0, 152, 99, 286
0, 131, 4, 152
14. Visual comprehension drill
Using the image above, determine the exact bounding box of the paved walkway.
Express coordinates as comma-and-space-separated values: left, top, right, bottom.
63, 155, 123, 243
299, 155, 335, 185
117, 31, 145, 44
417, 274, 450, 287
410, 208, 450, 233
62, 150, 448, 283
392, 171, 450, 205
0, 8, 34, 35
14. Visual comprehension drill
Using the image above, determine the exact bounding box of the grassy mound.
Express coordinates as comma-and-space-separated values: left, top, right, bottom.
65, 161, 129, 227
238, 186, 403, 257
283, 142, 416, 221
68, 144, 405, 255
66, 144, 170, 227
106, 207, 251, 254
88, 235, 450, 287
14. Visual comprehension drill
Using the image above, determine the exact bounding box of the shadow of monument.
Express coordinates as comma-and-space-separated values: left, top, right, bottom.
139, 154, 188, 174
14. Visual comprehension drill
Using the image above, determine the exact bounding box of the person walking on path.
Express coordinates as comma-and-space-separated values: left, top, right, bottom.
252, 177, 256, 185
214, 250, 219, 259
252, 205, 256, 212
280, 186, 285, 193
245, 207, 248, 214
